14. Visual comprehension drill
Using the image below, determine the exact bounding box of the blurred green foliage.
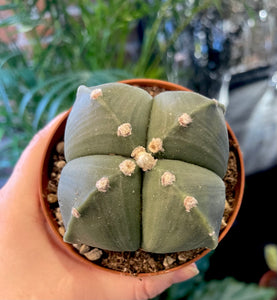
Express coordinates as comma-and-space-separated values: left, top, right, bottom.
0, 0, 220, 169
153, 255, 275, 300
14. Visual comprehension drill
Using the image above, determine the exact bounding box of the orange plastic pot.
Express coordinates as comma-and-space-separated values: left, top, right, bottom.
39, 78, 245, 276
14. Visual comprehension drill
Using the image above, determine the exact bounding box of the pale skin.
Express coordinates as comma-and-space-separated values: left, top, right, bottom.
0, 113, 199, 300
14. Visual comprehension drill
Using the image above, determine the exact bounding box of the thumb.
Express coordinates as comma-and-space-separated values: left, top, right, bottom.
134, 263, 199, 300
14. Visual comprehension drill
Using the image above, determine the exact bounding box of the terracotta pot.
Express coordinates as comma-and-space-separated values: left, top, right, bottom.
39, 78, 245, 276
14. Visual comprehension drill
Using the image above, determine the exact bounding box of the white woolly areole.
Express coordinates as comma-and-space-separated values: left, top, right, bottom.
209, 231, 215, 237
131, 146, 146, 160
71, 207, 81, 218
212, 98, 219, 106
119, 159, 136, 176
183, 196, 198, 212
96, 177, 110, 192
117, 123, 132, 137
136, 152, 157, 171
161, 171, 176, 186
90, 88, 103, 100
178, 113, 192, 127
131, 146, 157, 171
148, 138, 164, 153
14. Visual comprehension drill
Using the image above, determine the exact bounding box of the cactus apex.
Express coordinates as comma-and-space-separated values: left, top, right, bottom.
71, 207, 81, 218
131, 146, 157, 171
117, 123, 132, 137
96, 176, 110, 192
131, 146, 146, 160
119, 159, 136, 176
178, 113, 192, 127
136, 152, 157, 171
161, 171, 176, 186
183, 196, 198, 212
90, 88, 103, 100
148, 138, 164, 154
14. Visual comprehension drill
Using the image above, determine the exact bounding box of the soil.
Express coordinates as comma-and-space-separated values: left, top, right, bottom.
46, 86, 238, 275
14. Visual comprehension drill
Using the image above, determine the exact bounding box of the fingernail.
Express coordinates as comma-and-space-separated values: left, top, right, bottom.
172, 263, 199, 283
186, 263, 200, 277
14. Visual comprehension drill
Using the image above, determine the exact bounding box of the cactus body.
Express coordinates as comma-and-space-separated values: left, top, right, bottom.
64, 83, 152, 162
147, 92, 228, 177
142, 160, 225, 253
58, 155, 141, 251
58, 82, 229, 253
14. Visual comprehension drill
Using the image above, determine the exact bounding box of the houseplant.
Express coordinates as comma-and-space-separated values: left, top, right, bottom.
259, 244, 277, 299
39, 78, 244, 276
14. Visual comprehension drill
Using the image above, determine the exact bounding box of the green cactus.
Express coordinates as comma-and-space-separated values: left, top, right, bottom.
58, 82, 229, 253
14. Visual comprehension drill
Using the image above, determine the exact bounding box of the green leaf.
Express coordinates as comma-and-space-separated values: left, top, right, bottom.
0, 50, 21, 68
166, 254, 212, 300
19, 75, 67, 117
0, 80, 13, 116
265, 244, 277, 272
32, 75, 80, 129
0, 127, 4, 141
188, 278, 276, 300
46, 83, 79, 123
0, 69, 17, 89
0, 4, 18, 10
0, 15, 20, 27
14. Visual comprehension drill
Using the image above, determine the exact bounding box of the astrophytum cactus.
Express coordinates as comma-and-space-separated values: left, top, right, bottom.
57, 82, 229, 254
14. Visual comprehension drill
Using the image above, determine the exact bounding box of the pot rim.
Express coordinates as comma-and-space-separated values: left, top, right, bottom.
39, 78, 245, 277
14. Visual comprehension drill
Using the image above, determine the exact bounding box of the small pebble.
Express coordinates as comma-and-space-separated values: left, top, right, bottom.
73, 244, 81, 250
163, 256, 176, 268
224, 200, 232, 213
47, 181, 57, 193
58, 226, 65, 236
47, 193, 58, 204
178, 253, 188, 262
54, 160, 66, 169
79, 244, 90, 254
221, 218, 227, 229
83, 248, 103, 261
55, 208, 63, 225
56, 141, 64, 154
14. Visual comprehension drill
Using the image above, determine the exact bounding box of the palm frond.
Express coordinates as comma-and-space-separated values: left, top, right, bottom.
18, 73, 79, 117
0, 50, 22, 68
0, 4, 17, 11
46, 83, 80, 122
32, 76, 76, 129
29, 69, 132, 128
0, 80, 13, 116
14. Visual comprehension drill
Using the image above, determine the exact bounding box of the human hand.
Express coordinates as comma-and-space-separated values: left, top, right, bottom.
0, 113, 199, 300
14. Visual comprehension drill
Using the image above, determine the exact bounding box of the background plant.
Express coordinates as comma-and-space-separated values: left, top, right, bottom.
0, 0, 273, 173
153, 254, 276, 300
0, 0, 222, 172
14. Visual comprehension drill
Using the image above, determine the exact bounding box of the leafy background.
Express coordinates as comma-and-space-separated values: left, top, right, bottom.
0, 0, 276, 299
0, 0, 254, 170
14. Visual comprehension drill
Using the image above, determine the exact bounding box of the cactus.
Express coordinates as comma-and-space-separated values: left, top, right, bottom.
58, 82, 229, 253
